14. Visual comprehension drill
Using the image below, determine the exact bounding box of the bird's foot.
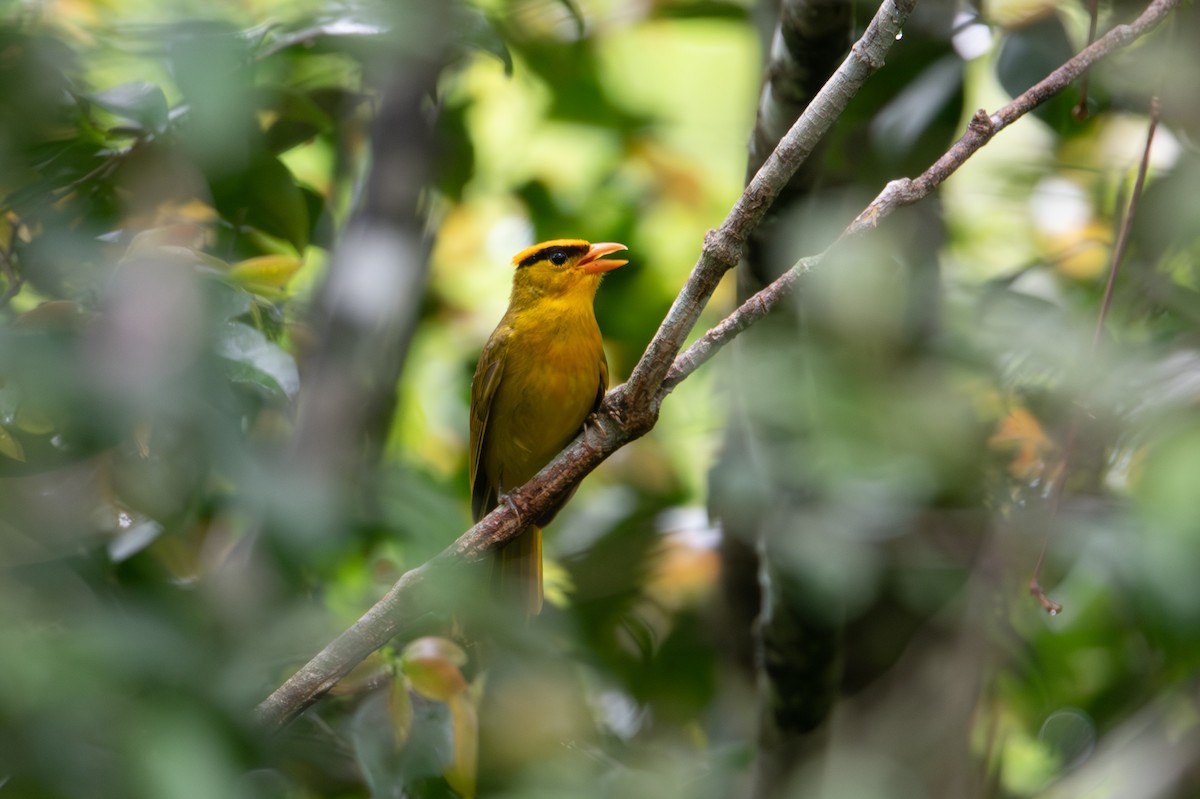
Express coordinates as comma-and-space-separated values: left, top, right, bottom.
498, 492, 523, 525
582, 412, 603, 446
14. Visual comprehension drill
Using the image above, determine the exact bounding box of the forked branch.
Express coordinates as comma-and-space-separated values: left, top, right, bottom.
253, 0, 1179, 733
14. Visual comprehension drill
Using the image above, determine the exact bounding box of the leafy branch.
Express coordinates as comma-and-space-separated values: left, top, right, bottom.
253, 0, 1179, 733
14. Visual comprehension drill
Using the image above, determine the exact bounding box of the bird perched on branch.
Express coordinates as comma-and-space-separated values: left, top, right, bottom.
469, 239, 629, 616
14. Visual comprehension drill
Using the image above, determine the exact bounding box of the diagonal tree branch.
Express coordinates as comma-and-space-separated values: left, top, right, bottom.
253, 0, 1178, 733
746, 0, 852, 190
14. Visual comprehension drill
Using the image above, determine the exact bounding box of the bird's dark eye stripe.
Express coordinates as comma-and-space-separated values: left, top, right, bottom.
518, 243, 588, 268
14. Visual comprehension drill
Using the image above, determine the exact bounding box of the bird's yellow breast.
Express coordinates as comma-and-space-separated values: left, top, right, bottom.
481, 299, 604, 494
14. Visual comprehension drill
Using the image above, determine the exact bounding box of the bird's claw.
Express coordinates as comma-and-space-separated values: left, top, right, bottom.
582, 411, 603, 445
499, 492, 523, 525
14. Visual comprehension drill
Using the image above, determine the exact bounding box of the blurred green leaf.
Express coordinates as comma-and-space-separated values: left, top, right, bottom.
507, 37, 649, 131
1132, 151, 1200, 264
434, 99, 475, 202
259, 17, 389, 59
298, 183, 333, 250
226, 254, 303, 289
555, 0, 586, 38
214, 320, 300, 400
87, 82, 169, 134
454, 4, 513, 74
211, 152, 310, 251
0, 424, 25, 461
826, 35, 963, 177
869, 56, 963, 168
352, 690, 456, 798
444, 694, 478, 799
259, 88, 334, 153
652, 0, 752, 19
390, 677, 415, 751
107, 518, 165, 562
400, 637, 469, 701
0, 28, 79, 160
206, 278, 255, 322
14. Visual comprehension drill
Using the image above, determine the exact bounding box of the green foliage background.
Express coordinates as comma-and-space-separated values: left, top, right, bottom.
0, 0, 1198, 797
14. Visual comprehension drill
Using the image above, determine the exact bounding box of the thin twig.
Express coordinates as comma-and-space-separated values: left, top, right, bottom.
1074, 0, 1102, 119
1092, 99, 1161, 350
844, 0, 1176, 236
48, 147, 129, 200
1028, 96, 1162, 614
661, 255, 819, 394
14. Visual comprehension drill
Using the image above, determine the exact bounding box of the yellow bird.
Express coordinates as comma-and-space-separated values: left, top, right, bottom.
469, 239, 629, 615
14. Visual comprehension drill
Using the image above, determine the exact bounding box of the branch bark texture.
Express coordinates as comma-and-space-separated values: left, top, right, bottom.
747, 0, 852, 188
254, 0, 1178, 733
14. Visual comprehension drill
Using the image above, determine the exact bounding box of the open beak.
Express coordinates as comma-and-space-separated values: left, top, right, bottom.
577, 242, 628, 274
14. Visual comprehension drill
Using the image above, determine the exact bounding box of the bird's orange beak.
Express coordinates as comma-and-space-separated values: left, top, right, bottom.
577, 242, 628, 274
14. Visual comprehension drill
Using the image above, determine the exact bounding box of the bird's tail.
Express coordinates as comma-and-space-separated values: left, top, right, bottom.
493, 524, 543, 616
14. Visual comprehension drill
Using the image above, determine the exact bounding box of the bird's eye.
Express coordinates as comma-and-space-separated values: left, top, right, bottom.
549, 250, 568, 266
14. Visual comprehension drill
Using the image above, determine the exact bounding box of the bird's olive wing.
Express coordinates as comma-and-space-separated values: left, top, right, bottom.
594, 349, 610, 412
469, 328, 508, 521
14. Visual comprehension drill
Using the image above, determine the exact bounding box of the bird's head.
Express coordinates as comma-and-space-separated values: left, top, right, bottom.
508, 239, 628, 302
